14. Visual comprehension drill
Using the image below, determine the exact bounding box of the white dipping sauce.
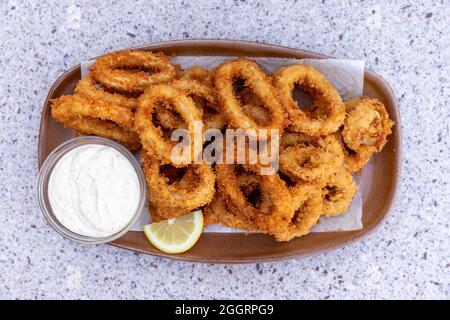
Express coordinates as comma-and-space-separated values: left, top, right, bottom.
48, 144, 140, 237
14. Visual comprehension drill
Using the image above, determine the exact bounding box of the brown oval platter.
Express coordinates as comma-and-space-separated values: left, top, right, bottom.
38, 39, 402, 263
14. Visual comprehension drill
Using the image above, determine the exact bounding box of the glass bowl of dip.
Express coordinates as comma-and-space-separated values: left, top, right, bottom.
37, 136, 146, 244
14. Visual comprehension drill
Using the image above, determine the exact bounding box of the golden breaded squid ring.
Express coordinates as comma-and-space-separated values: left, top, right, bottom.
91, 50, 176, 92
343, 97, 394, 152
214, 58, 284, 132
239, 87, 272, 126
153, 104, 186, 130
75, 75, 137, 109
339, 136, 373, 173
148, 201, 191, 222
235, 172, 273, 213
321, 169, 356, 216
204, 173, 266, 229
216, 165, 293, 234
171, 79, 226, 130
206, 170, 292, 236
141, 152, 216, 211
274, 183, 323, 241
51, 95, 140, 150
134, 84, 203, 165
279, 135, 344, 184
146, 79, 225, 131
172, 79, 217, 107
177, 66, 214, 86
341, 96, 394, 172
273, 64, 345, 136
203, 192, 249, 229
280, 131, 319, 149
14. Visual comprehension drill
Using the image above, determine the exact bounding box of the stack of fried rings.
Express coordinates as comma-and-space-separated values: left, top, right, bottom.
51, 50, 394, 241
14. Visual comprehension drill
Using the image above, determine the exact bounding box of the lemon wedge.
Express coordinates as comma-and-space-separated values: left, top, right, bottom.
143, 210, 203, 254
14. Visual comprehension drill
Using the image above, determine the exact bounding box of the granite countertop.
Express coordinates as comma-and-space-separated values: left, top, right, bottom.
0, 0, 448, 299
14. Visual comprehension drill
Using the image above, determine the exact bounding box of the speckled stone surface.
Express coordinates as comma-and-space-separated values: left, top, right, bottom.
1, 0, 449, 299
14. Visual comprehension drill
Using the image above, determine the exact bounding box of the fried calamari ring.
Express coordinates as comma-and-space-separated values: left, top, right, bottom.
204, 174, 284, 234
203, 192, 253, 229
337, 131, 373, 173
141, 79, 225, 131
239, 87, 272, 126
172, 79, 216, 106
216, 164, 293, 233
153, 102, 186, 131
215, 58, 284, 132
207, 170, 323, 241
321, 169, 356, 216
242, 103, 271, 127
141, 152, 216, 212
148, 201, 191, 222
280, 131, 319, 150
75, 75, 137, 109
51, 95, 140, 150
91, 50, 176, 92
202, 110, 228, 130
171, 79, 227, 130
134, 84, 202, 165
279, 135, 344, 183
274, 182, 323, 241
343, 97, 394, 152
178, 66, 213, 86
236, 172, 273, 213
214, 131, 280, 176
273, 64, 345, 136
341, 96, 394, 172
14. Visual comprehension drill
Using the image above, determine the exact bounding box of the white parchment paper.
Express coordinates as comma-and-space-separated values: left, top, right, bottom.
80, 56, 365, 233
